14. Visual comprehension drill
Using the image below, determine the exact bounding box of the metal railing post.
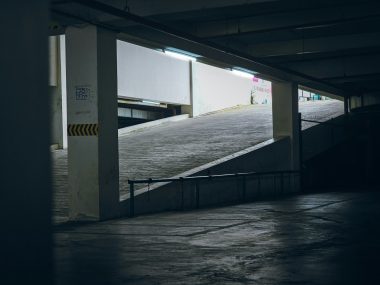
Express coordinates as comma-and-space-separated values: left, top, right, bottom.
195, 180, 200, 209
235, 174, 239, 202
242, 176, 246, 202
281, 172, 284, 195
298, 112, 303, 192
180, 177, 184, 210
258, 175, 261, 198
129, 181, 135, 217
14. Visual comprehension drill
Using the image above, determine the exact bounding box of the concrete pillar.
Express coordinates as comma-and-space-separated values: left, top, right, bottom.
66, 25, 119, 221
344, 96, 349, 115
181, 60, 194, 117
272, 81, 300, 170
0, 1, 52, 284
60, 35, 68, 149
49, 35, 64, 149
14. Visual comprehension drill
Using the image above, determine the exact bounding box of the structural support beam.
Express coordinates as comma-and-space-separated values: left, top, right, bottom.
245, 32, 380, 58
286, 55, 380, 80
62, 0, 349, 97
66, 25, 119, 221
201, 13, 380, 40
272, 81, 300, 170
0, 1, 52, 284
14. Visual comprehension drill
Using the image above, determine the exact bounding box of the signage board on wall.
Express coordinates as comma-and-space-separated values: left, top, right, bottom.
251, 78, 272, 104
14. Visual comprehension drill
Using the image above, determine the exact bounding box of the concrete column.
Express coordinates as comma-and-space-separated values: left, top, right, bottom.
66, 25, 119, 221
272, 81, 300, 170
181, 60, 194, 117
0, 1, 52, 284
344, 96, 349, 115
60, 35, 68, 149
49, 35, 64, 149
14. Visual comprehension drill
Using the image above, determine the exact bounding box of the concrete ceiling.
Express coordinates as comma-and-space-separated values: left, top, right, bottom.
51, 0, 380, 98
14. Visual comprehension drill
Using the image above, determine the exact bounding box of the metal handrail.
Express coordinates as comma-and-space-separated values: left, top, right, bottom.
128, 170, 298, 184
301, 118, 344, 127
128, 170, 300, 217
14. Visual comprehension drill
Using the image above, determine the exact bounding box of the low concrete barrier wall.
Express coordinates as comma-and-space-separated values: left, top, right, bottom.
302, 115, 347, 161
119, 137, 300, 216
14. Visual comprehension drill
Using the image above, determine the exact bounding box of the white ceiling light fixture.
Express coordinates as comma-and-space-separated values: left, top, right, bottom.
231, 69, 254, 79
164, 50, 197, 62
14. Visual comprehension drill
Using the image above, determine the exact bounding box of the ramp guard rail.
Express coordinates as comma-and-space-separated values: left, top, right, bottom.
128, 170, 300, 217
301, 118, 345, 127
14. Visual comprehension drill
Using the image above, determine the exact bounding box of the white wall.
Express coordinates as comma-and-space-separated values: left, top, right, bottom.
117, 40, 271, 116
252, 78, 272, 104
191, 62, 253, 116
117, 40, 191, 105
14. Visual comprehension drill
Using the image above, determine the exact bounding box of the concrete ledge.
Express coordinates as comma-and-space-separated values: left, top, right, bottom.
118, 114, 189, 137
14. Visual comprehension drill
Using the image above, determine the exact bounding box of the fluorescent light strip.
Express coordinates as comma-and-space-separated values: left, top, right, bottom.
231, 69, 254, 79
164, 50, 196, 61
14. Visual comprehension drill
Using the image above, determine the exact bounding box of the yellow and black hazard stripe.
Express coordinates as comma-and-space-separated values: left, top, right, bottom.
67, 124, 98, 136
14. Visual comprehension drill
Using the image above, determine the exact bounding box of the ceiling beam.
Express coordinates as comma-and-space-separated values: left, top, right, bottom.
263, 47, 380, 64
190, 1, 380, 38
203, 14, 380, 42
243, 32, 380, 57
283, 54, 380, 79
321, 72, 380, 82
112, 0, 378, 25
93, 0, 281, 19
56, 0, 351, 97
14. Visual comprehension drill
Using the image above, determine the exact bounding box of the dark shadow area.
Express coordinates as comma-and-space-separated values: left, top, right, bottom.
303, 106, 380, 191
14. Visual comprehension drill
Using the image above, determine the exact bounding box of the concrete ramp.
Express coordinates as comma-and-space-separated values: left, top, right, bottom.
119, 113, 348, 217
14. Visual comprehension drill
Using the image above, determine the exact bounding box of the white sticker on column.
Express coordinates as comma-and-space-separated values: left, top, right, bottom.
70, 85, 98, 122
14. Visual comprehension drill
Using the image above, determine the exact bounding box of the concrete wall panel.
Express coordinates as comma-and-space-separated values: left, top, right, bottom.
302, 115, 347, 161
117, 41, 191, 105
350, 94, 380, 110
192, 62, 253, 116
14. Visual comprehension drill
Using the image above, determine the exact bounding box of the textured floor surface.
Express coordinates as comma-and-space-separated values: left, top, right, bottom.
54, 190, 380, 285
52, 100, 343, 222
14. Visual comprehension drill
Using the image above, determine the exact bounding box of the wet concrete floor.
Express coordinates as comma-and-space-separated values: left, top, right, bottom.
54, 190, 380, 284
